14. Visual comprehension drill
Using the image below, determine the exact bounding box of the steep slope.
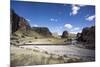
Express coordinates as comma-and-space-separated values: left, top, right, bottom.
76, 26, 95, 49
10, 10, 52, 38
32, 27, 52, 37
10, 10, 31, 34
10, 10, 43, 38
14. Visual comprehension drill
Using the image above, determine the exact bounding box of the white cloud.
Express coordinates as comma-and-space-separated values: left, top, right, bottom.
26, 19, 31, 22
50, 18, 58, 22
70, 32, 78, 34
86, 15, 95, 21
70, 4, 86, 16
64, 24, 73, 29
70, 5, 80, 16
70, 27, 81, 34
71, 27, 80, 31
64, 24, 82, 34
33, 24, 38, 27
70, 30, 81, 34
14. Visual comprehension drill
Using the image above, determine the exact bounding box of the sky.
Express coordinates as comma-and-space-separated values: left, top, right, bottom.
11, 0, 95, 35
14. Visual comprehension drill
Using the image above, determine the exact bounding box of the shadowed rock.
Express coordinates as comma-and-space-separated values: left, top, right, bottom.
10, 9, 52, 38
61, 31, 68, 38
76, 26, 95, 49
10, 10, 31, 34
32, 27, 52, 37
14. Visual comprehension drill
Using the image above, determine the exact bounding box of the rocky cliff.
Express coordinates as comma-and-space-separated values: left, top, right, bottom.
32, 27, 52, 37
77, 26, 95, 49
10, 10, 31, 34
10, 10, 52, 38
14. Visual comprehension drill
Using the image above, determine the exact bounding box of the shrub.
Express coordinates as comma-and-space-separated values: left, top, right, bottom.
21, 35, 25, 38
35, 37, 38, 39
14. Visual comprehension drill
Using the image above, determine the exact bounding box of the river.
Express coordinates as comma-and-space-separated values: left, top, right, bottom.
19, 41, 95, 62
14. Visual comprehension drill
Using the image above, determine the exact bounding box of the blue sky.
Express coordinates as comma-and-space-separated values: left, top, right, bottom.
11, 1, 95, 35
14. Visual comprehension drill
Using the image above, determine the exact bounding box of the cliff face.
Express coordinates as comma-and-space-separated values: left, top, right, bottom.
32, 27, 52, 37
10, 10, 31, 34
77, 26, 95, 49
10, 10, 52, 37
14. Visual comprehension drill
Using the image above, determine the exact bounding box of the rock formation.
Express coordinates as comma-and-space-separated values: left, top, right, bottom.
76, 26, 95, 49
10, 9, 52, 37
10, 10, 31, 34
61, 31, 68, 38
32, 27, 52, 37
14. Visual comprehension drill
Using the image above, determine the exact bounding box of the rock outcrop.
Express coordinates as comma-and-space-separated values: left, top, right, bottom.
10, 9, 53, 46
61, 31, 68, 38
76, 26, 95, 49
10, 10, 31, 34
32, 27, 52, 37
11, 9, 52, 38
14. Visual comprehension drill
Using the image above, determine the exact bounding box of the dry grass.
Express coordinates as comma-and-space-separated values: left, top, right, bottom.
10, 45, 81, 67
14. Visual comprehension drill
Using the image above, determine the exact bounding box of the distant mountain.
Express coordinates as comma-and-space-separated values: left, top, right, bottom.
61, 31, 68, 38
52, 32, 61, 38
32, 27, 52, 37
68, 33, 76, 39
10, 10, 52, 38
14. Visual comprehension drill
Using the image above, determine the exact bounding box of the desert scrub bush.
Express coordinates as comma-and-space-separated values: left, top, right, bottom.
32, 49, 39, 52
22, 33, 28, 36
64, 40, 67, 42
16, 40, 19, 43
10, 37, 18, 40
63, 55, 68, 57
34, 37, 38, 39
44, 51, 48, 54
11, 53, 34, 66
57, 56, 64, 60
21, 35, 25, 38
13, 33, 18, 37
10, 41, 17, 46
29, 41, 32, 43
48, 39, 52, 41
66, 57, 82, 63
67, 38, 72, 41
47, 55, 64, 64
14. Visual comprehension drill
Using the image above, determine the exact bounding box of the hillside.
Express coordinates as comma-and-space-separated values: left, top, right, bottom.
32, 27, 52, 37
76, 26, 95, 49
10, 10, 52, 38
